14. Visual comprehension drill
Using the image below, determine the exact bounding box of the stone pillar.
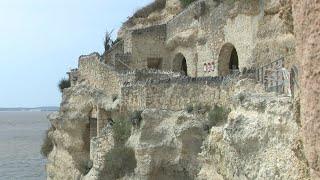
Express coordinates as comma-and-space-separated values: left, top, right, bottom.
97, 108, 110, 136
292, 1, 320, 179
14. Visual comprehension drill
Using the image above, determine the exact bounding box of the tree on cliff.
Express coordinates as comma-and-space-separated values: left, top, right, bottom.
104, 30, 113, 52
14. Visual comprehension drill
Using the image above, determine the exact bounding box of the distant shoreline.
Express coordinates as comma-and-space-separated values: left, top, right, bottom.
0, 107, 59, 112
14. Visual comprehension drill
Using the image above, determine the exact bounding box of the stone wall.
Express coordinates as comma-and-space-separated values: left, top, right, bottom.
121, 74, 254, 111
166, 0, 297, 78
103, 40, 124, 66
131, 24, 170, 70
89, 131, 114, 179
67, 69, 79, 86
78, 53, 122, 97
78, 53, 186, 99
167, 1, 198, 40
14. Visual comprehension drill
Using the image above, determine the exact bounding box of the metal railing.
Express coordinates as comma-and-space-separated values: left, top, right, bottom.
256, 57, 284, 93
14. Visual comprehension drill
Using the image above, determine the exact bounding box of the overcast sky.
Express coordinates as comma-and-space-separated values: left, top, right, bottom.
0, 0, 152, 107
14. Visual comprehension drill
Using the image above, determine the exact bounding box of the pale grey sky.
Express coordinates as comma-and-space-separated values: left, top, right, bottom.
0, 0, 152, 107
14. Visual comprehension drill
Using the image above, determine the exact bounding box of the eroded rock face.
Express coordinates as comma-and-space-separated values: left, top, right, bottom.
118, 0, 182, 38
292, 1, 320, 179
46, 80, 309, 180
46, 83, 111, 180
125, 109, 207, 180
197, 90, 309, 179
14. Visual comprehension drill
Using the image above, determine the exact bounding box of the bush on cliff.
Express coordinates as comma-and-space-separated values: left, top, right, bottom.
112, 116, 132, 146
100, 116, 136, 179
185, 104, 194, 113
58, 78, 71, 92
194, 103, 211, 114
208, 105, 230, 127
100, 146, 137, 179
104, 30, 113, 51
40, 126, 55, 158
112, 94, 118, 102
133, 0, 166, 18
129, 110, 143, 127
179, 0, 197, 7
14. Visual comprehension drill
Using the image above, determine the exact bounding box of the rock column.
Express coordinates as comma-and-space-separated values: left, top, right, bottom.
292, 0, 320, 178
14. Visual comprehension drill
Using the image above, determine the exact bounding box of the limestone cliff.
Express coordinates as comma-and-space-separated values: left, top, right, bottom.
118, 0, 181, 39
46, 78, 309, 180
292, 0, 320, 178
44, 0, 317, 179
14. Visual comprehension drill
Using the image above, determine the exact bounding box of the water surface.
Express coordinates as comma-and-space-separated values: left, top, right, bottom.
0, 111, 50, 180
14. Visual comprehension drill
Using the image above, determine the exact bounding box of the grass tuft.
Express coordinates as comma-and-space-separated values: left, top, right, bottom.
208, 105, 230, 127
40, 126, 55, 158
100, 146, 137, 179
179, 0, 197, 8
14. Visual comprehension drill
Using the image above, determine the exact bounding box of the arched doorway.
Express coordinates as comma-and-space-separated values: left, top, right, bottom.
218, 43, 239, 76
173, 53, 188, 76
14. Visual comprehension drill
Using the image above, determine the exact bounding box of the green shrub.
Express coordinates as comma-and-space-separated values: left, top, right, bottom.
100, 146, 137, 179
40, 126, 55, 158
193, 103, 201, 112
112, 38, 121, 46
58, 78, 71, 92
133, 0, 166, 18
179, 0, 197, 7
208, 105, 230, 127
194, 103, 211, 114
76, 160, 93, 175
112, 94, 118, 102
112, 116, 132, 146
239, 94, 245, 103
129, 110, 143, 127
185, 104, 194, 113
84, 160, 93, 175
257, 101, 267, 113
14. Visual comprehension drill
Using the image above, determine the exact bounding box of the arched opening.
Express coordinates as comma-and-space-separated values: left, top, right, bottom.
173, 53, 188, 76
218, 43, 239, 76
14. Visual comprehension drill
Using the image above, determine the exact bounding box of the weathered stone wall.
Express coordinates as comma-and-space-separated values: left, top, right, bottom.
67, 69, 79, 86
166, 1, 203, 77
166, 0, 297, 77
103, 41, 124, 65
84, 129, 114, 180
123, 69, 181, 82
121, 74, 253, 111
78, 53, 122, 97
78, 53, 185, 99
131, 24, 170, 70
167, 2, 197, 40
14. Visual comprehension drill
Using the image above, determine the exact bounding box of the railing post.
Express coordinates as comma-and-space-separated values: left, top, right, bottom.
276, 61, 279, 93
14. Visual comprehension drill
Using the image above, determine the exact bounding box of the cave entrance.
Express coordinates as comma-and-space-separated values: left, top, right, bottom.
218, 43, 239, 76
173, 53, 188, 76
